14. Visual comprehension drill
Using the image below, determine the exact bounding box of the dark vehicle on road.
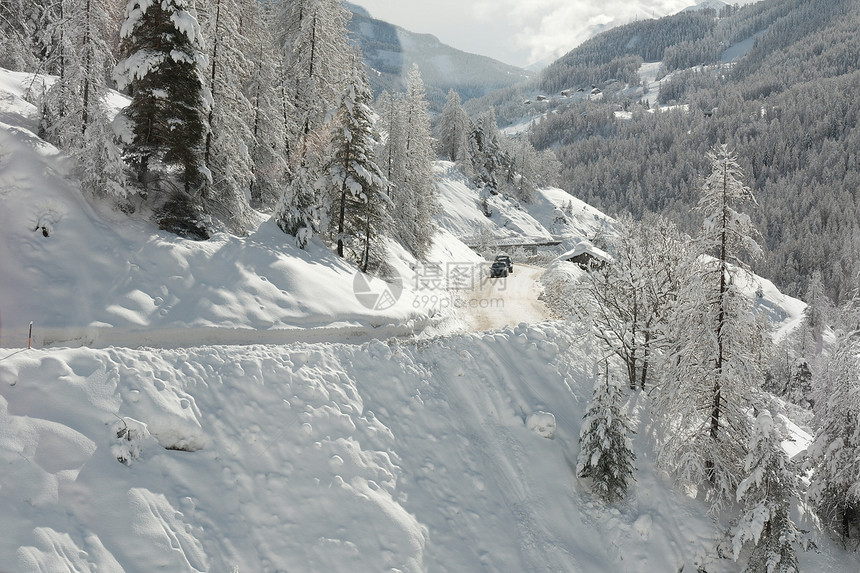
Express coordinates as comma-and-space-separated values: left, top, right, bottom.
494, 254, 513, 274
490, 261, 509, 278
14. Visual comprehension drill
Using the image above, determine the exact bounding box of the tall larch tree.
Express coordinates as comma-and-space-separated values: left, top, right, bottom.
375, 90, 406, 195
436, 89, 469, 162
320, 55, 390, 268
0, 0, 39, 70
245, 0, 287, 209
37, 0, 127, 200
114, 0, 210, 238
196, 0, 255, 232
656, 144, 764, 507
272, 0, 351, 245
573, 214, 690, 391
396, 64, 437, 260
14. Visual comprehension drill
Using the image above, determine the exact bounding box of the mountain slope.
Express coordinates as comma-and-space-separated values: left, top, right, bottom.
516, 0, 860, 303
3, 66, 857, 573
0, 70, 440, 348
10, 323, 858, 572
346, 5, 532, 111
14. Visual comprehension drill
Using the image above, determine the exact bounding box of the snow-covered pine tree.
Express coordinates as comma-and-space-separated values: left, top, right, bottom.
36, 0, 127, 201
36, 0, 80, 147
733, 410, 804, 573
396, 64, 437, 260
766, 270, 832, 408
319, 54, 390, 266
0, 0, 39, 70
274, 161, 319, 248
358, 172, 393, 274
196, 0, 256, 232
806, 330, 860, 541
576, 364, 636, 503
801, 270, 832, 357
275, 0, 350, 159
500, 137, 539, 203
271, 0, 351, 243
465, 107, 503, 193
655, 144, 763, 508
245, 1, 287, 209
114, 0, 210, 238
436, 89, 469, 162
375, 90, 406, 195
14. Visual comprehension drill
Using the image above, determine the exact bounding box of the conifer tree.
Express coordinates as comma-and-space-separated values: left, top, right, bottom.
806, 331, 860, 541
656, 144, 763, 507
272, 0, 351, 244
0, 0, 38, 70
274, 161, 319, 247
37, 0, 127, 201
466, 107, 504, 192
114, 0, 210, 237
275, 0, 350, 158
577, 364, 636, 503
396, 65, 437, 260
375, 90, 406, 193
245, 2, 287, 209
436, 89, 469, 162
319, 56, 390, 266
801, 270, 832, 356
733, 410, 804, 573
196, 0, 256, 232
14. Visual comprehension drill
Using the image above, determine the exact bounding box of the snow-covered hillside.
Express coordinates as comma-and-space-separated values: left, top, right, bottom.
433, 161, 612, 250
4, 323, 858, 572
0, 69, 470, 349
2, 65, 858, 573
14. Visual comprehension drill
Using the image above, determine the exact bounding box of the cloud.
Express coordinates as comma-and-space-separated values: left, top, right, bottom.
353, 0, 706, 68
487, 0, 694, 65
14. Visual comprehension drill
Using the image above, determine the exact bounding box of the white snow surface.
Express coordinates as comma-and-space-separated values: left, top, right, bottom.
0, 74, 437, 348
433, 161, 613, 249
1, 67, 857, 572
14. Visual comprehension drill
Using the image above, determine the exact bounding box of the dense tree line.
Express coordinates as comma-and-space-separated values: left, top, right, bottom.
530, 0, 860, 304
435, 92, 560, 206
3, 0, 442, 270
539, 10, 717, 95
556, 147, 857, 569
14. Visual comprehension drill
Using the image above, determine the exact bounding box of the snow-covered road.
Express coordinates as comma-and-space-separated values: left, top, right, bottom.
457, 262, 550, 332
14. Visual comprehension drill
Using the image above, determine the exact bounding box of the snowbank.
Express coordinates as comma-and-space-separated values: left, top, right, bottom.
3, 325, 851, 572
0, 69, 442, 349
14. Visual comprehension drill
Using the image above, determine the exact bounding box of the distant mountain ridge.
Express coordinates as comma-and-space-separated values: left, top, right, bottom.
515, 0, 860, 303
680, 0, 730, 13
345, 3, 532, 111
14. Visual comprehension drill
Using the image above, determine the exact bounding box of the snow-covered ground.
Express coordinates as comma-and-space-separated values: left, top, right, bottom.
458, 263, 550, 331
433, 161, 612, 249
4, 323, 856, 572
2, 66, 858, 572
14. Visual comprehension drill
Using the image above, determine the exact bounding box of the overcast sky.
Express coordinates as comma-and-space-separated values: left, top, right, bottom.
350, 0, 760, 68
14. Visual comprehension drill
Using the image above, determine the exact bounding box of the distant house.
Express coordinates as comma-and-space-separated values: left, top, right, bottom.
535, 94, 547, 101
561, 89, 571, 97
554, 242, 611, 271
